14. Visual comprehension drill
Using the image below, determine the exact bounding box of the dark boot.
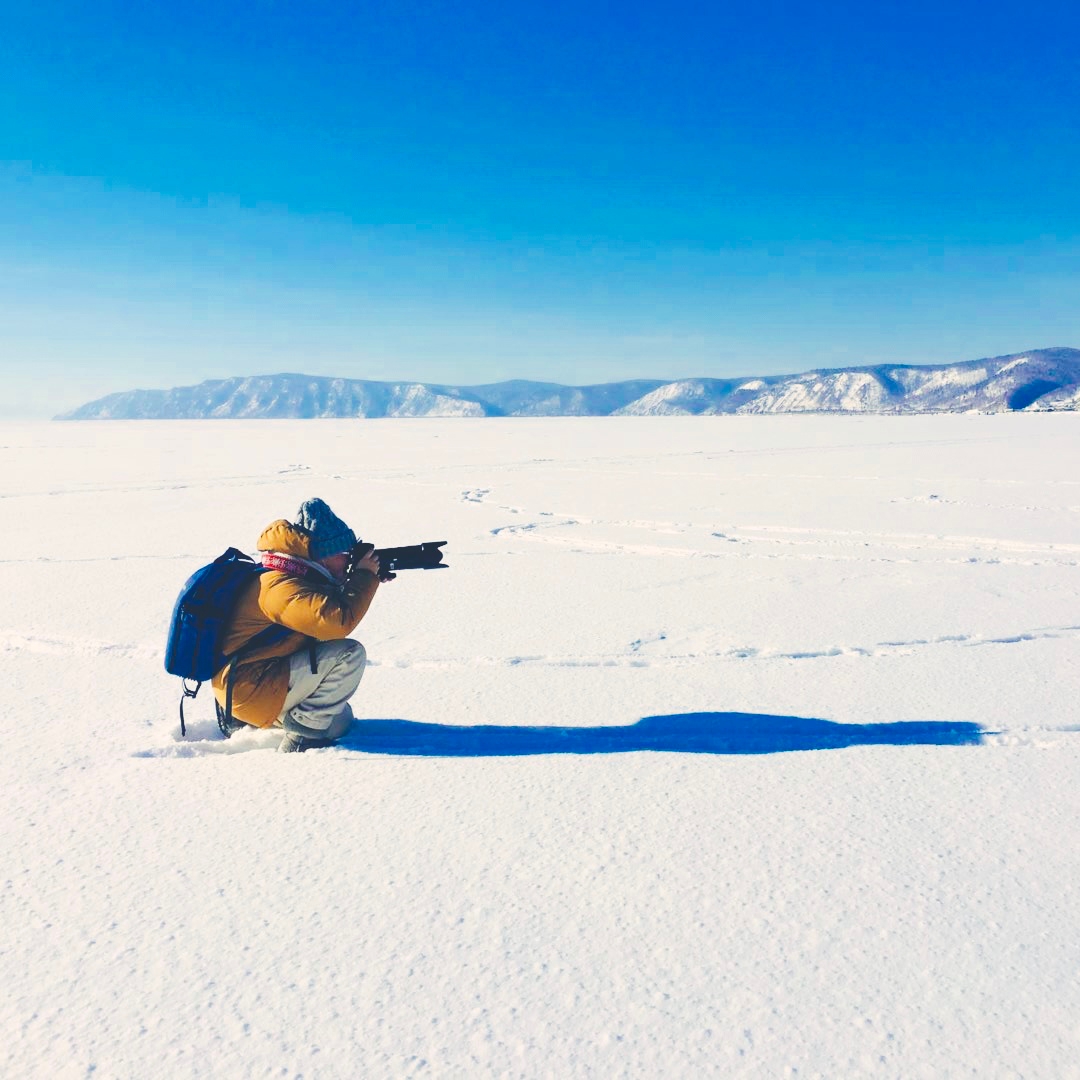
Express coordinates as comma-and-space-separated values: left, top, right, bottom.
277, 731, 338, 753
278, 731, 306, 753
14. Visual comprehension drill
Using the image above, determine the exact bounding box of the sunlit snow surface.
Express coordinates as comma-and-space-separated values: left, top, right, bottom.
2, 415, 1079, 1079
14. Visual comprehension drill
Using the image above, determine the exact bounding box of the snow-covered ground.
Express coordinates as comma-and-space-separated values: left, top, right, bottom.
2, 414, 1078, 1079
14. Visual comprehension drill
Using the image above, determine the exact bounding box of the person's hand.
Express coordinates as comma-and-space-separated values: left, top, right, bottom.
347, 541, 395, 583
352, 548, 381, 578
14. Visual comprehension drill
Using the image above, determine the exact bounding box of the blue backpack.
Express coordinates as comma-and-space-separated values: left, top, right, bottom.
165, 548, 292, 736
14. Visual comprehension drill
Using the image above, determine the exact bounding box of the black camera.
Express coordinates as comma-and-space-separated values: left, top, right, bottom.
349, 540, 448, 581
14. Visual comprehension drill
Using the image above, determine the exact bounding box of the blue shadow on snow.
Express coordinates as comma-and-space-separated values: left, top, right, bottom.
338, 712, 983, 757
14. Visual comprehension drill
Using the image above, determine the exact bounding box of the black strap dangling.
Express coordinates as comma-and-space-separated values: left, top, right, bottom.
179, 679, 200, 738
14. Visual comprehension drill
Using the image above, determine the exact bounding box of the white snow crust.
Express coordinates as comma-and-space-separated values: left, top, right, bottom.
2, 415, 1079, 1079
894, 366, 990, 396
997, 357, 1031, 374
1037, 384, 1080, 411
617, 381, 708, 416
391, 384, 486, 418
739, 372, 889, 414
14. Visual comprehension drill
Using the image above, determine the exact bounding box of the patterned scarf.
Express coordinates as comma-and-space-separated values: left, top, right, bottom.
260, 551, 336, 582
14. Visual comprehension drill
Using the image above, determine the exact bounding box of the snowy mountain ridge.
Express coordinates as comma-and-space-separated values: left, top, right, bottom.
57, 347, 1080, 419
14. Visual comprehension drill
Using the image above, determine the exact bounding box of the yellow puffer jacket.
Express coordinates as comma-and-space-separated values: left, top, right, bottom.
211, 520, 379, 727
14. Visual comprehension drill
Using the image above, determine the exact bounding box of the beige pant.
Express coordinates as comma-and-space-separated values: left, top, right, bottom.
278, 639, 367, 739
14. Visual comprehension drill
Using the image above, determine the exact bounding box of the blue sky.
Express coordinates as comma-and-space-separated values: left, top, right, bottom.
2, 0, 1078, 417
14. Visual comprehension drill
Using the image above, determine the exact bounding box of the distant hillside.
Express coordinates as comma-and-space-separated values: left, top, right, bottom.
57, 348, 1080, 419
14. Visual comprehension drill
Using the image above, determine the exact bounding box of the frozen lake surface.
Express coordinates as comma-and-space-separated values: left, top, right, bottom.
2, 414, 1078, 1078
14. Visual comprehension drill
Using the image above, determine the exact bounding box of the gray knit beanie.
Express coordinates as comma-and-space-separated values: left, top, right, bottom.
296, 498, 357, 560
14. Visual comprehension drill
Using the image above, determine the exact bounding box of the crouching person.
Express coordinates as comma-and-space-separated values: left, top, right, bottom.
212, 498, 382, 753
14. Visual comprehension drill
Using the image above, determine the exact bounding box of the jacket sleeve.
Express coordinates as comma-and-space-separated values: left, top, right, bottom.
258, 570, 380, 640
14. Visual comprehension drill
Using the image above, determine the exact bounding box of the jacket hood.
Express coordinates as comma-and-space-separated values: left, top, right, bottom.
257, 519, 312, 558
